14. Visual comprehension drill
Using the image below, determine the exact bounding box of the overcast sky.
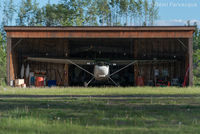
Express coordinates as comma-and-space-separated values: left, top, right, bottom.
0, 0, 200, 26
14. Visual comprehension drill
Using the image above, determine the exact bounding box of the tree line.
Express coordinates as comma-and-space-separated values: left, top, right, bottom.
193, 23, 200, 85
1, 0, 159, 28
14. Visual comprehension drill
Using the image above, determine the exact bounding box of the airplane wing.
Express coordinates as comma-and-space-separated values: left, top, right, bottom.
110, 59, 176, 65
27, 57, 95, 65
27, 57, 176, 65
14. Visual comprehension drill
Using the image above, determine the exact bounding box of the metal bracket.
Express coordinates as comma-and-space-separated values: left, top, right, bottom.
177, 39, 187, 50
13, 39, 23, 49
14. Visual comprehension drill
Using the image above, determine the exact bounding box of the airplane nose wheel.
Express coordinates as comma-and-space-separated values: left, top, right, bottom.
84, 76, 119, 87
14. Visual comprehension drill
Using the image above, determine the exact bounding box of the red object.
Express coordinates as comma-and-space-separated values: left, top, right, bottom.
35, 77, 44, 87
137, 76, 144, 86
183, 65, 189, 87
168, 81, 170, 86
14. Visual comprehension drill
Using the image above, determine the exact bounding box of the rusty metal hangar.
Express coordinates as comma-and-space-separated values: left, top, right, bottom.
5, 26, 195, 87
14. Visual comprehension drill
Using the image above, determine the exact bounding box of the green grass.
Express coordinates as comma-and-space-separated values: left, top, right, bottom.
1, 86, 200, 95
1, 87, 200, 133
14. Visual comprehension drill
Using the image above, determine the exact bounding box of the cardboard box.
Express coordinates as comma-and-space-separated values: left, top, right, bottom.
15, 79, 25, 86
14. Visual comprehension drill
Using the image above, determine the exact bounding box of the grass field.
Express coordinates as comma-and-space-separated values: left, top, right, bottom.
1, 86, 200, 134
1, 86, 200, 95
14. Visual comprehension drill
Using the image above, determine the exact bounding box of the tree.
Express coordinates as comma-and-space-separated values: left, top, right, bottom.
1, 0, 15, 38
97, 0, 111, 26
2, 0, 15, 26
29, 0, 41, 26
148, 0, 159, 26
129, 0, 137, 26
1, 0, 14, 26
42, 2, 59, 26
0, 34, 6, 82
16, 0, 41, 26
16, 0, 32, 26
57, 3, 74, 26
110, 0, 121, 26
135, 0, 143, 26
143, 0, 149, 26
119, 0, 129, 26
193, 23, 200, 85
85, 0, 98, 26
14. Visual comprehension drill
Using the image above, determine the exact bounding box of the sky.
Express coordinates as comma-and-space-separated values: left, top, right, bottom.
0, 0, 200, 26
155, 0, 200, 26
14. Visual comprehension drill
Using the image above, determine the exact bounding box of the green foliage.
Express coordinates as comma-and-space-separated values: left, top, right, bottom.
1, 0, 15, 38
13, 0, 159, 27
149, 0, 159, 26
16, 0, 41, 26
85, 0, 98, 26
42, 3, 60, 26
0, 34, 6, 85
1, 0, 15, 26
97, 0, 111, 26
193, 26, 200, 86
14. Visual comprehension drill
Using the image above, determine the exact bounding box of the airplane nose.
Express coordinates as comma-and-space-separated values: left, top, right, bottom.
94, 65, 109, 80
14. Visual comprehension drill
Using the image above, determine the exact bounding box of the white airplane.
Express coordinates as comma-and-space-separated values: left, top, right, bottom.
27, 57, 174, 86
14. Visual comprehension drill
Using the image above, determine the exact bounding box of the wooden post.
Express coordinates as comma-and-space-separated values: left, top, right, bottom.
64, 64, 69, 86
188, 38, 193, 86
6, 38, 11, 85
134, 39, 138, 86
63, 39, 69, 86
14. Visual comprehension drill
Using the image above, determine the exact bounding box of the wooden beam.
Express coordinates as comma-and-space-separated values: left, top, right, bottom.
7, 38, 15, 86
10, 48, 15, 84
6, 38, 11, 85
6, 31, 194, 39
188, 38, 193, 86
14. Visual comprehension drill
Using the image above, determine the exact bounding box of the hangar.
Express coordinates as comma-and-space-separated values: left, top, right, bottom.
5, 26, 195, 87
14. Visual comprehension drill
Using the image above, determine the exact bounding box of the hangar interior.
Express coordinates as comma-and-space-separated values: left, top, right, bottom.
10, 37, 189, 87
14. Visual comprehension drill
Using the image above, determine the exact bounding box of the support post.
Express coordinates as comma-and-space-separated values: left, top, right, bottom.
188, 38, 193, 86
6, 38, 11, 85
134, 39, 138, 86
63, 39, 69, 86
64, 64, 69, 86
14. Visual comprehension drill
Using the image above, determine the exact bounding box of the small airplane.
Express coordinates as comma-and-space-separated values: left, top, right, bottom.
27, 57, 175, 86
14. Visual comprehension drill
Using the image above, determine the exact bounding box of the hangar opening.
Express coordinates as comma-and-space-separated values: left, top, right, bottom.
5, 26, 195, 87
